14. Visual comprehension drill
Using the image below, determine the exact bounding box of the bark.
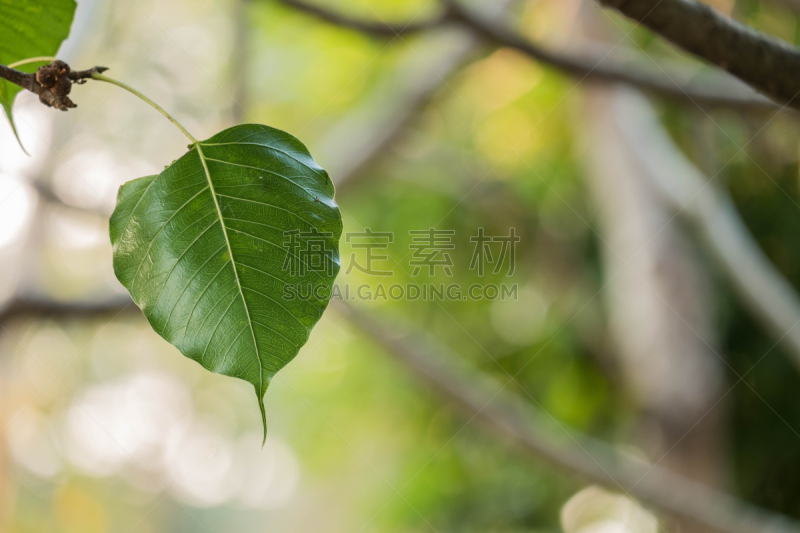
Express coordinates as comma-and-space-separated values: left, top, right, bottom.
597, 0, 800, 108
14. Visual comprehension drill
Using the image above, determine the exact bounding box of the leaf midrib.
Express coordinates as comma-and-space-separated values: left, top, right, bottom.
195, 143, 264, 398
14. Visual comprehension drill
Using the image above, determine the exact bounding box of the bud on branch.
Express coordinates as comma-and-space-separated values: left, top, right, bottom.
0, 60, 108, 111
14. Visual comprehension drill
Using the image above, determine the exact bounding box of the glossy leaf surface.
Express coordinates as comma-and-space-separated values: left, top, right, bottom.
110, 124, 342, 439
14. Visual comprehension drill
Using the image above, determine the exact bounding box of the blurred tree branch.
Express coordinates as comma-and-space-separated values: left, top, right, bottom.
442, 0, 772, 109
333, 300, 800, 533
0, 294, 134, 325
274, 0, 774, 110
582, 86, 727, 533
608, 86, 800, 370
582, 86, 725, 429
596, 0, 800, 109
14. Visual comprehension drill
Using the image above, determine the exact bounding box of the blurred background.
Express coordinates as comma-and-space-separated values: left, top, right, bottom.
2, 0, 800, 531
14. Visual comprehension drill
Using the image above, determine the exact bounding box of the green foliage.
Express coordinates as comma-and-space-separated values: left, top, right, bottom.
0, 0, 76, 147
110, 124, 342, 440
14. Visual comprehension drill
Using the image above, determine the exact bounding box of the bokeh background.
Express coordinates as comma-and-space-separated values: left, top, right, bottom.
2, 0, 800, 532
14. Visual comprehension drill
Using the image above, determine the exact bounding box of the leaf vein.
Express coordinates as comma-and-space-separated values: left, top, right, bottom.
229, 227, 329, 283
199, 290, 240, 366
242, 286, 306, 328
251, 321, 301, 350
161, 243, 228, 330
203, 157, 317, 199
216, 193, 324, 231
129, 185, 211, 293
196, 144, 264, 397
150, 219, 221, 317
200, 141, 323, 175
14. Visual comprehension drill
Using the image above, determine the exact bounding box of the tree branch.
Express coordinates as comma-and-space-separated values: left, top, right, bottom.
608, 86, 800, 372
0, 61, 107, 111
275, 0, 774, 110
0, 294, 135, 325
581, 86, 725, 435
443, 0, 773, 110
596, 0, 800, 109
0, 64, 34, 91
333, 300, 800, 533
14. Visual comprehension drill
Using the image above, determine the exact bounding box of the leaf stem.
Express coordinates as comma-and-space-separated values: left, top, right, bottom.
8, 56, 59, 69
91, 72, 198, 143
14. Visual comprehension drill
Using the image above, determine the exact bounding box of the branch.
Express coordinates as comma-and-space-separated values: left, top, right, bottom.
596, 0, 800, 109
275, 0, 449, 36
0, 64, 34, 91
580, 87, 724, 435
333, 300, 800, 533
0, 294, 134, 325
443, 0, 773, 110
608, 86, 800, 373
276, 0, 774, 109
0, 61, 107, 111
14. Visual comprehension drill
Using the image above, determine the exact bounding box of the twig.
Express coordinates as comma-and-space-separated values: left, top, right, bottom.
276, 0, 774, 110
596, 0, 800, 109
0, 64, 34, 90
609, 86, 800, 372
0, 61, 107, 111
333, 300, 800, 533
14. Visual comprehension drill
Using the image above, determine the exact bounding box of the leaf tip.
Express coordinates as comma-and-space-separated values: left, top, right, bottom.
257, 388, 267, 448
3, 110, 29, 156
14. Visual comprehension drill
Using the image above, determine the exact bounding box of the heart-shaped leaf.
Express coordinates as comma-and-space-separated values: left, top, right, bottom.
110, 124, 342, 440
0, 0, 77, 149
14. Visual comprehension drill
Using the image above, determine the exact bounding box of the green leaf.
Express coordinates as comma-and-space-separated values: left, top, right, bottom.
110, 124, 342, 442
0, 0, 77, 150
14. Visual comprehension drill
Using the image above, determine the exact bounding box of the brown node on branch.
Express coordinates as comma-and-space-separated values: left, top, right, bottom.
35, 60, 75, 111
25, 61, 108, 111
